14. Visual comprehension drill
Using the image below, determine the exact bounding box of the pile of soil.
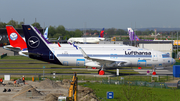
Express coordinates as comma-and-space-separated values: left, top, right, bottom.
78, 86, 94, 95
78, 85, 98, 101
57, 79, 71, 88
44, 94, 58, 101
62, 79, 71, 83
13, 85, 42, 98
5, 82, 14, 87
79, 94, 97, 101
37, 79, 60, 89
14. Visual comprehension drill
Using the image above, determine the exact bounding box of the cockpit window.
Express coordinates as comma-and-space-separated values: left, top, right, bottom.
162, 53, 170, 58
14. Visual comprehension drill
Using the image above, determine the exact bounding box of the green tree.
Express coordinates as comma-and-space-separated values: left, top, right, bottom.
74, 29, 82, 37
48, 26, 56, 38
53, 33, 62, 39
0, 22, 6, 28
7, 20, 18, 28
107, 28, 116, 36
56, 25, 66, 36
32, 22, 41, 28
116, 29, 127, 35
15, 21, 24, 28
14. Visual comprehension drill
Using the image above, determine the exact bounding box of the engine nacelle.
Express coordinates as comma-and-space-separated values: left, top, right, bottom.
85, 62, 101, 67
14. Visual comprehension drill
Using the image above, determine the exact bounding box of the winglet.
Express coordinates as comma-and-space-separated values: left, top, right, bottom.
79, 47, 89, 59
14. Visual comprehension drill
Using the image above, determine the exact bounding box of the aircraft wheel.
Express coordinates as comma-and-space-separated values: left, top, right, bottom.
99, 70, 105, 75
152, 72, 156, 75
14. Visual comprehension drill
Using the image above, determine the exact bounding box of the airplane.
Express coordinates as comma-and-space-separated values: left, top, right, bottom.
127, 28, 180, 47
127, 28, 154, 41
4, 25, 49, 52
127, 28, 171, 41
21, 25, 176, 75
67, 28, 105, 44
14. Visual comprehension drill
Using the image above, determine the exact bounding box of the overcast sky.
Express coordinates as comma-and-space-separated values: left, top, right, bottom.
0, 0, 180, 29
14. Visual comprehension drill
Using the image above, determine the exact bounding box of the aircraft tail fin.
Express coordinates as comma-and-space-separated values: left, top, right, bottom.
43, 27, 48, 40
22, 25, 49, 52
6, 25, 27, 50
99, 28, 104, 38
22, 25, 61, 64
127, 28, 140, 41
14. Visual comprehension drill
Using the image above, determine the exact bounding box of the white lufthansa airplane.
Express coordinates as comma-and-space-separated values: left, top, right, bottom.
21, 25, 176, 75
67, 28, 105, 44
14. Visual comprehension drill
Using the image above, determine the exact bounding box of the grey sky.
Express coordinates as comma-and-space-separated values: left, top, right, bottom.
0, 0, 180, 29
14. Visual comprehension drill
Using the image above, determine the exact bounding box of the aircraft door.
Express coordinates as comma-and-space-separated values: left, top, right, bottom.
76, 59, 85, 66
49, 51, 54, 60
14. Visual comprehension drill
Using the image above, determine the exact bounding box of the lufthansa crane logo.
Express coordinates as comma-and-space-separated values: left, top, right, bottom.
28, 36, 40, 48
10, 33, 18, 41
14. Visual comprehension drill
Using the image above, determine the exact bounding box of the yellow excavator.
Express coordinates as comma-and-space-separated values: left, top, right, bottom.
68, 72, 78, 101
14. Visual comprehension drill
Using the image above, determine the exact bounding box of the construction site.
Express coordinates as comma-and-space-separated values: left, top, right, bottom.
0, 74, 98, 101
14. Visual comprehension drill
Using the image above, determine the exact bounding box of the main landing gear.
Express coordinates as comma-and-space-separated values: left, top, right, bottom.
152, 67, 156, 75
98, 69, 105, 75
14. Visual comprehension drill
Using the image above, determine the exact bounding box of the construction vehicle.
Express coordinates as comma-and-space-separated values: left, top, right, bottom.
111, 37, 116, 41
68, 72, 78, 101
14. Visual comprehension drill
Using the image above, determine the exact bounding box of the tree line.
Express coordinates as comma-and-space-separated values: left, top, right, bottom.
1, 20, 175, 40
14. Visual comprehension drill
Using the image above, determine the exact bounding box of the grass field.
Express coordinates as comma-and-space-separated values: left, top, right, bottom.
79, 82, 180, 101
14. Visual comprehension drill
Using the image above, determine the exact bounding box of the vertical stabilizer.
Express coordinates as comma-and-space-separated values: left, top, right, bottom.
22, 25, 61, 64
127, 28, 134, 41
127, 28, 140, 41
6, 25, 27, 50
43, 27, 48, 40
99, 28, 104, 38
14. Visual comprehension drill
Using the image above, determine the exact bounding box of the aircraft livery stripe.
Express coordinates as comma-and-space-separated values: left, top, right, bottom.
57, 54, 151, 57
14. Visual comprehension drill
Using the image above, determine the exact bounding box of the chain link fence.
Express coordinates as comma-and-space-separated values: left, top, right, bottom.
102, 79, 169, 89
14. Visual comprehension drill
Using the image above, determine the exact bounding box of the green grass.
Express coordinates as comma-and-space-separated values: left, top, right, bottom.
1, 56, 33, 60
79, 82, 180, 101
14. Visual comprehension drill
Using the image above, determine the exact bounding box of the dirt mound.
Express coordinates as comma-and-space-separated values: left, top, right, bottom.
79, 94, 98, 101
62, 79, 71, 83
57, 80, 70, 89
5, 82, 14, 87
78, 86, 93, 94
37, 79, 60, 89
78, 85, 98, 101
13, 85, 42, 98
44, 94, 58, 101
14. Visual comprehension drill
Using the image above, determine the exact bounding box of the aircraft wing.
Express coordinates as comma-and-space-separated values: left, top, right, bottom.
3, 45, 21, 52
79, 47, 129, 67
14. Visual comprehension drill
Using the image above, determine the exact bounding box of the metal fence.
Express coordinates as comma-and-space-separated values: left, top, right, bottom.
102, 79, 169, 89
